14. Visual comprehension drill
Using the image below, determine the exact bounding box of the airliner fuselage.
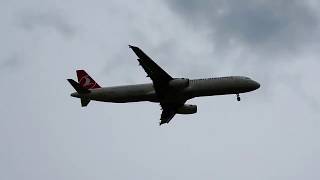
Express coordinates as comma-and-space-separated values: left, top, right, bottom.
71, 76, 260, 104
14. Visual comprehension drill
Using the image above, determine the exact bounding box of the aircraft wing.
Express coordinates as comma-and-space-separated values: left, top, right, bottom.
129, 45, 182, 125
129, 45, 173, 97
159, 102, 186, 125
160, 107, 177, 125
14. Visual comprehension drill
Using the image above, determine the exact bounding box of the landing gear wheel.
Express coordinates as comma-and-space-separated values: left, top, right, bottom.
236, 94, 241, 101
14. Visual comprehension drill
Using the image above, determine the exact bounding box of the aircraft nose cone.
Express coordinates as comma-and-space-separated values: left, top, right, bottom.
254, 81, 260, 90
248, 80, 260, 91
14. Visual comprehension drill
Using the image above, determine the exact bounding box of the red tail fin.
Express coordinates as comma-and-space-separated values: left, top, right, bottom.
76, 70, 101, 89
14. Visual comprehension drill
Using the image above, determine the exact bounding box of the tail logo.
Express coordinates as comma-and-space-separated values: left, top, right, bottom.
79, 75, 96, 89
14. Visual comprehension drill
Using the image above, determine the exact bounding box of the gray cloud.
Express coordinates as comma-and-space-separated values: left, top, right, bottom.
17, 11, 75, 37
166, 0, 319, 55
0, 54, 22, 70
165, 0, 320, 110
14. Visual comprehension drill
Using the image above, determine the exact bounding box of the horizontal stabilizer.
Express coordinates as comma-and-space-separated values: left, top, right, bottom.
81, 98, 90, 107
67, 79, 90, 94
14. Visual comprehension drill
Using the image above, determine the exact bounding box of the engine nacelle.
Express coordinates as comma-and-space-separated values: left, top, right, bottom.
168, 78, 189, 90
176, 104, 197, 114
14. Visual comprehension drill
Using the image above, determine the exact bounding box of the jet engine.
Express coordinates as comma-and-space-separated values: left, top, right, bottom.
168, 78, 189, 90
176, 104, 197, 114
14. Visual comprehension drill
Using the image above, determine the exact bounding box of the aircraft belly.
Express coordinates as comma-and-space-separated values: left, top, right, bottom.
89, 87, 158, 103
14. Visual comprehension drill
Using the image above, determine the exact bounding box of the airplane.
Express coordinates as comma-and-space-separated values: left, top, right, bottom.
67, 45, 260, 125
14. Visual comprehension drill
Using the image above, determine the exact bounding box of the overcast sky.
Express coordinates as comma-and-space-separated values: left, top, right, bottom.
1, 0, 320, 179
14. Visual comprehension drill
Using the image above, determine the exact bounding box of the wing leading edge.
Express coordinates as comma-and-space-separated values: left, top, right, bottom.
129, 45, 173, 84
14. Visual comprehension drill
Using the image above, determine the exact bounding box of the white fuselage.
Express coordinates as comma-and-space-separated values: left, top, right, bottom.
71, 76, 260, 104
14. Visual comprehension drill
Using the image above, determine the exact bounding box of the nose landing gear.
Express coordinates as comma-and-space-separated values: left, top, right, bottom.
236, 94, 241, 101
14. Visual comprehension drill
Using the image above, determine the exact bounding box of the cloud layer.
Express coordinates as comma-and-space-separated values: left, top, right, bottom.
166, 0, 320, 56
0, 0, 319, 180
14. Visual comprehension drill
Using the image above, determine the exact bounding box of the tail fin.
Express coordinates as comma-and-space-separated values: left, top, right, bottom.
76, 70, 101, 89
68, 70, 100, 107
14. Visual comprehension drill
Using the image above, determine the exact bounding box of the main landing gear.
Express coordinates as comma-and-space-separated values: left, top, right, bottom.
236, 94, 241, 101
